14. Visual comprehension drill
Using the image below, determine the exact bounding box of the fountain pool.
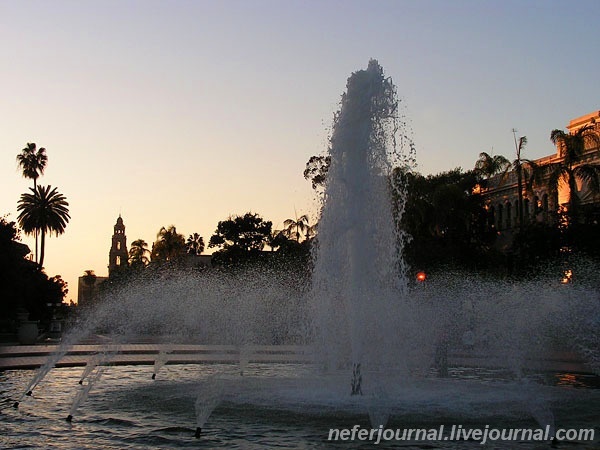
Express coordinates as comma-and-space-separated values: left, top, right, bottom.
2, 363, 599, 448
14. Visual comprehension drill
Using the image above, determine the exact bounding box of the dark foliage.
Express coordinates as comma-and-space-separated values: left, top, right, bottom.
209, 213, 273, 265
0, 217, 68, 331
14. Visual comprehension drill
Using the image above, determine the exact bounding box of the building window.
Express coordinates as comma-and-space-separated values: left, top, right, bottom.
497, 204, 503, 230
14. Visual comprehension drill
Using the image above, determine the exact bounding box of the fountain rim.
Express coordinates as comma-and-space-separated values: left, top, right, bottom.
0, 343, 591, 374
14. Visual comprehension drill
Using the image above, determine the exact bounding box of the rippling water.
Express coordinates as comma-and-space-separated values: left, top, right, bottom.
1, 364, 598, 449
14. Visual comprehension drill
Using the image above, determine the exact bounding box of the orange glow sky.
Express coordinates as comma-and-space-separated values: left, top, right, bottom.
1, 1, 598, 302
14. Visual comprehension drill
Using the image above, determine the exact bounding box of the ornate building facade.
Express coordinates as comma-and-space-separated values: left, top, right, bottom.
481, 111, 600, 232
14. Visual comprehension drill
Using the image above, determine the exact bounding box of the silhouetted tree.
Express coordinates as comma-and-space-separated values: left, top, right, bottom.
266, 229, 289, 252
0, 216, 67, 327
304, 155, 331, 189
82, 269, 98, 286
151, 226, 186, 262
17, 185, 70, 269
474, 151, 510, 180
546, 124, 600, 223
505, 134, 540, 231
209, 213, 272, 264
283, 213, 309, 242
400, 168, 488, 269
186, 233, 205, 255
16, 143, 48, 263
129, 239, 150, 267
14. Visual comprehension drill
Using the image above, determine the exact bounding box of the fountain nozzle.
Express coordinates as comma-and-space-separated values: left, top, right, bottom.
66, 415, 73, 422
151, 373, 156, 380
12, 401, 19, 408
195, 427, 202, 438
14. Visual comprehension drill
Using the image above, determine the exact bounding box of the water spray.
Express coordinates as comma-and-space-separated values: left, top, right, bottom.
152, 346, 172, 380
67, 365, 106, 422
239, 345, 250, 376
194, 377, 223, 439
351, 363, 363, 395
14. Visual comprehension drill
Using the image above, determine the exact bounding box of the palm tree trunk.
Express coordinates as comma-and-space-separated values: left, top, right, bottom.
34, 179, 39, 264
39, 229, 45, 269
567, 170, 578, 224
517, 165, 524, 231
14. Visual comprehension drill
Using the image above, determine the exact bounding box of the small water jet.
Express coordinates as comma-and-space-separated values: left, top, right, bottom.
194, 377, 224, 439
152, 345, 173, 380
67, 365, 106, 422
350, 363, 362, 395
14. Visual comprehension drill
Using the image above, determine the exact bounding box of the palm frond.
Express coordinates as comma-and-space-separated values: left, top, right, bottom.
573, 164, 600, 194
545, 164, 566, 198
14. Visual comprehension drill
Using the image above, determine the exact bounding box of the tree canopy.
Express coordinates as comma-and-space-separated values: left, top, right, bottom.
400, 168, 492, 270
17, 185, 70, 268
151, 226, 186, 262
546, 124, 600, 222
16, 143, 47, 188
209, 212, 272, 264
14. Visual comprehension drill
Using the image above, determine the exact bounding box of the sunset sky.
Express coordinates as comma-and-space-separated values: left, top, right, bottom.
1, 0, 598, 302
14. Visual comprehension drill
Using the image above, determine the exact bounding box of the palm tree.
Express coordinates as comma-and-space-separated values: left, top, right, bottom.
82, 269, 97, 286
16, 143, 48, 263
151, 225, 186, 262
305, 222, 318, 240
267, 229, 289, 251
129, 239, 150, 267
283, 213, 309, 242
16, 143, 48, 189
474, 151, 510, 180
509, 134, 539, 230
186, 233, 205, 255
547, 124, 600, 222
17, 185, 70, 269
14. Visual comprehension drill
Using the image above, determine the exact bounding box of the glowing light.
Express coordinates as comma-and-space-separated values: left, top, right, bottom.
561, 269, 573, 284
416, 271, 427, 282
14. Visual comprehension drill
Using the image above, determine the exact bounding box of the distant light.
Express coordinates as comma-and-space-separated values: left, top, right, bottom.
561, 269, 573, 284
416, 271, 427, 282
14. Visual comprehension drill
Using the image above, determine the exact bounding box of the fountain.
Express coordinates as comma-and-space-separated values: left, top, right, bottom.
2, 60, 599, 448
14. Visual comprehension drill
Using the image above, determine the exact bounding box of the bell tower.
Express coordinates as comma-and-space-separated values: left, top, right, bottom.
109, 215, 128, 275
